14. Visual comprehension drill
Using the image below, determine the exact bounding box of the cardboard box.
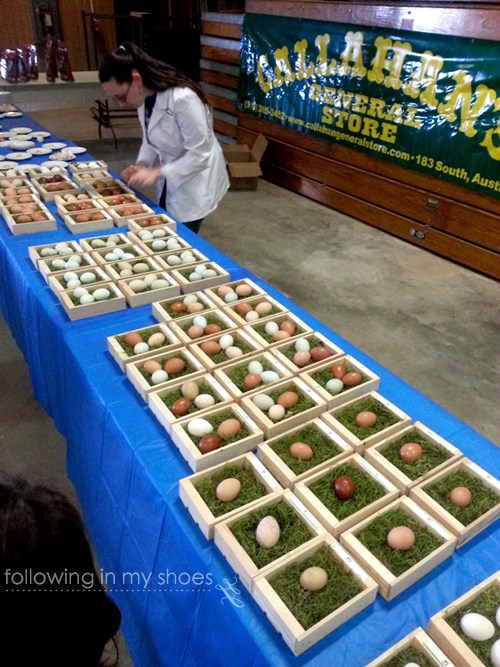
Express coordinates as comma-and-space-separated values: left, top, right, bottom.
222, 134, 268, 190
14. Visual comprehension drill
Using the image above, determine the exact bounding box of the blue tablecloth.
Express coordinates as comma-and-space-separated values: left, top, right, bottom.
1, 111, 499, 667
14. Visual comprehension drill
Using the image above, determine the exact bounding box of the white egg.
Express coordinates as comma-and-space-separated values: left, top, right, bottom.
224, 291, 238, 303
188, 271, 202, 282
192, 315, 207, 328
218, 334, 234, 349
166, 239, 181, 249
120, 269, 134, 278
326, 378, 344, 394
181, 254, 196, 264
55, 242, 72, 254
151, 239, 167, 251
72, 287, 88, 299
201, 269, 217, 278
118, 261, 133, 271
460, 612, 495, 641
180, 250, 195, 260
66, 278, 81, 290
63, 271, 78, 282
183, 294, 198, 305
80, 271, 97, 284
107, 235, 120, 245
261, 370, 280, 384
491, 639, 500, 667
122, 252, 135, 260
65, 258, 81, 269
79, 293, 95, 305
496, 604, 500, 626
248, 360, 264, 375
91, 239, 106, 248
132, 262, 150, 274
152, 229, 167, 237
167, 255, 182, 265
295, 338, 311, 352
194, 394, 215, 409
138, 230, 153, 240
133, 342, 149, 355
104, 252, 117, 261
151, 279, 169, 289
51, 259, 66, 270
113, 248, 125, 258
187, 418, 213, 437
264, 321, 279, 335
93, 288, 111, 301
151, 370, 168, 385
252, 394, 274, 411
143, 273, 158, 286
129, 279, 147, 293
40, 247, 57, 257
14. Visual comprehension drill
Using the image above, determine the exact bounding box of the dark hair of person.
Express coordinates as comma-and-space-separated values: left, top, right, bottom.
0, 476, 121, 667
99, 41, 210, 107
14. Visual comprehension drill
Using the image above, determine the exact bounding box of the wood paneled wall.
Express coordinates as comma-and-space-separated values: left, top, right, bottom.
226, 1, 500, 279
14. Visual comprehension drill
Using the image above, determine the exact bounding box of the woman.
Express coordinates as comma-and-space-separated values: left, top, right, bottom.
99, 42, 229, 234
0, 476, 121, 666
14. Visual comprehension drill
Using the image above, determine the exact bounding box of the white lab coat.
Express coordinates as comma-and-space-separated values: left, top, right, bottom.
136, 86, 229, 223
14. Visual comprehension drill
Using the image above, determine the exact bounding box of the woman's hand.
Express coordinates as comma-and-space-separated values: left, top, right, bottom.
120, 162, 148, 182
127, 166, 163, 187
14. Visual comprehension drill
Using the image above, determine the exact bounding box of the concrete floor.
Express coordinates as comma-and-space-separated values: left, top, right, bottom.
1, 106, 498, 666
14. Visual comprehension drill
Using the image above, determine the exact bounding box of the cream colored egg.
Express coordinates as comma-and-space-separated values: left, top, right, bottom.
225, 346, 243, 359
194, 394, 215, 409
255, 516, 280, 548
268, 404, 285, 421
93, 288, 111, 301
299, 567, 328, 591
216, 478, 241, 503
129, 279, 147, 293
132, 262, 150, 274
147, 332, 166, 348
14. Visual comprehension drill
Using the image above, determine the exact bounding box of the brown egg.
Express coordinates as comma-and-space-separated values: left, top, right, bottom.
16, 214, 32, 223
333, 475, 355, 500
204, 323, 222, 335
293, 351, 311, 367
331, 363, 346, 379
200, 340, 221, 356
217, 418, 241, 439
92, 212, 105, 220
187, 302, 204, 313
280, 320, 295, 335
169, 301, 187, 314
198, 434, 221, 454
386, 526, 415, 551
143, 360, 162, 375
75, 213, 91, 222
342, 371, 362, 387
289, 442, 313, 460
355, 411, 377, 427
244, 373, 262, 390
277, 391, 299, 409
216, 478, 241, 503
217, 285, 233, 297
449, 486, 472, 506
171, 397, 190, 416
30, 212, 46, 221
399, 442, 423, 462
272, 330, 291, 342
309, 346, 331, 361
235, 302, 253, 315
164, 357, 185, 375
255, 301, 272, 315
187, 325, 204, 339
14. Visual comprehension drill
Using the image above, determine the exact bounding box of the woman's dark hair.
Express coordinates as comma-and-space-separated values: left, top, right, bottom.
99, 41, 210, 106
0, 476, 121, 666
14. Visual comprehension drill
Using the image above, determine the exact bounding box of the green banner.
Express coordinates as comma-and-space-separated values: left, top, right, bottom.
237, 13, 500, 199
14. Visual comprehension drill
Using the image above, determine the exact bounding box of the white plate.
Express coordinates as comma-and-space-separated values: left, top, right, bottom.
8, 140, 35, 149
15, 163, 41, 173
41, 160, 68, 169
45, 142, 67, 150
28, 146, 52, 155
0, 161, 19, 170
3, 111, 23, 118
6, 152, 32, 160
28, 131, 51, 140
68, 146, 87, 154
8, 126, 32, 135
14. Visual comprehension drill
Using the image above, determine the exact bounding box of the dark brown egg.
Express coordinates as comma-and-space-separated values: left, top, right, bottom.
198, 434, 221, 454
333, 475, 355, 500
171, 397, 190, 416
342, 371, 362, 387
164, 357, 185, 375
309, 346, 331, 361
170, 301, 187, 314
204, 323, 222, 335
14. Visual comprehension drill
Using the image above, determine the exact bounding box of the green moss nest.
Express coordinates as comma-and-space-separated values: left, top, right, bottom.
333, 397, 401, 439
119, 326, 164, 355
230, 500, 313, 569
160, 382, 218, 417
445, 585, 500, 665
198, 335, 254, 365
195, 463, 268, 518
311, 364, 368, 393
307, 461, 386, 520
186, 408, 250, 447
269, 547, 361, 630
226, 357, 279, 392
179, 312, 228, 333
424, 470, 499, 525
269, 424, 342, 474
356, 509, 444, 577
265, 384, 315, 417
380, 430, 453, 480
277, 335, 324, 362
383, 647, 434, 666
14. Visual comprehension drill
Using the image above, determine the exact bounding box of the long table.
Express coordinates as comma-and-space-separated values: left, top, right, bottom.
1, 111, 499, 667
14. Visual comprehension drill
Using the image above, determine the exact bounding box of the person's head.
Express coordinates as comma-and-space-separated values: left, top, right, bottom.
0, 476, 121, 666
99, 41, 209, 108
